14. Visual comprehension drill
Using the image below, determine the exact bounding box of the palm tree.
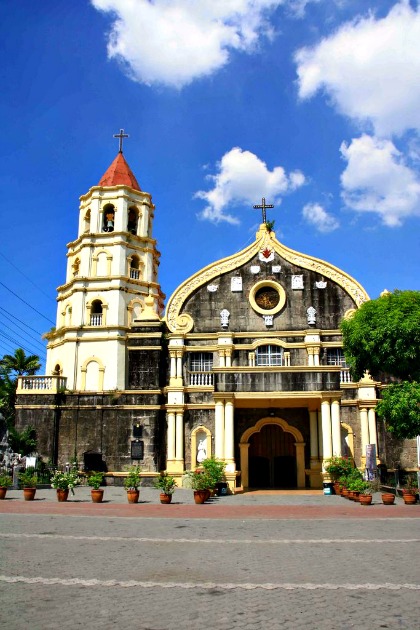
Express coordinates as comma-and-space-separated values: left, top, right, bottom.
0, 348, 41, 377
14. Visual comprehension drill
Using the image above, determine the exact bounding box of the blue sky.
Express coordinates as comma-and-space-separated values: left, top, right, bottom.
1, 0, 419, 371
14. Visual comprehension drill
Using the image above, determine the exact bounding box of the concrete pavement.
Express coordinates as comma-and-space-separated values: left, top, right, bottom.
0, 489, 419, 629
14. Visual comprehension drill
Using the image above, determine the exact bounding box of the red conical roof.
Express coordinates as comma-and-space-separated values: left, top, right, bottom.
98, 153, 141, 191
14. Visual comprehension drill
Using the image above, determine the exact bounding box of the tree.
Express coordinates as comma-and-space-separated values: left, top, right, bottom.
0, 348, 41, 429
0, 348, 41, 377
341, 290, 420, 440
7, 425, 37, 456
376, 382, 420, 440
340, 290, 420, 382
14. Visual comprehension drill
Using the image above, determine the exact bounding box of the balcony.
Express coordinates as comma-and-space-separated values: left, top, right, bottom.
213, 366, 344, 394
17, 375, 67, 394
90, 314, 102, 326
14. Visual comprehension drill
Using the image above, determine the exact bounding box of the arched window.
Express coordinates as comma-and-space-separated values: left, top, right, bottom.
130, 255, 141, 280
83, 209, 91, 233
255, 345, 284, 366
90, 300, 103, 326
102, 203, 115, 232
127, 207, 138, 234
96, 252, 108, 276
72, 257, 80, 276
52, 364, 62, 376
85, 360, 100, 391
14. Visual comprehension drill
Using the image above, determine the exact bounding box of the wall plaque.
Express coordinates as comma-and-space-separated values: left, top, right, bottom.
131, 440, 144, 460
231, 277, 243, 291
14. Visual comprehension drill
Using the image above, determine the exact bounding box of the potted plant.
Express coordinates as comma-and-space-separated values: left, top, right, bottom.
123, 466, 141, 503
50, 469, 81, 502
87, 471, 105, 503
346, 469, 364, 501
187, 469, 213, 504
402, 477, 418, 504
0, 474, 13, 500
201, 457, 227, 496
154, 472, 177, 503
324, 456, 354, 494
19, 470, 37, 501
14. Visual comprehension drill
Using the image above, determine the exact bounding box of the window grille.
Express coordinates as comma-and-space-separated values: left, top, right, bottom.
255, 345, 284, 366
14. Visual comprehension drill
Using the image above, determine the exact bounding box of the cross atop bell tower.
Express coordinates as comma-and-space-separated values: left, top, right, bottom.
113, 128, 129, 153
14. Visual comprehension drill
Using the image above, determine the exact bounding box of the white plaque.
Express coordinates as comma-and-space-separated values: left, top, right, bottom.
207, 284, 218, 292
316, 281, 327, 289
292, 275, 304, 290
231, 277, 242, 292
263, 315, 274, 326
272, 265, 281, 273
250, 265, 260, 274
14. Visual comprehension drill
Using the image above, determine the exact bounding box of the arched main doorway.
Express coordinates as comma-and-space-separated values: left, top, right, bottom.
249, 424, 296, 488
240, 418, 306, 489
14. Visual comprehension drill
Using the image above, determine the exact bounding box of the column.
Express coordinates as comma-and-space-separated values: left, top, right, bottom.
175, 412, 184, 462
307, 348, 314, 367
225, 351, 232, 368
167, 412, 175, 461
368, 408, 378, 452
224, 400, 235, 471
170, 353, 176, 379
176, 353, 183, 380
309, 410, 319, 461
331, 400, 342, 456
321, 400, 332, 465
360, 407, 369, 461
215, 400, 225, 459
219, 352, 226, 368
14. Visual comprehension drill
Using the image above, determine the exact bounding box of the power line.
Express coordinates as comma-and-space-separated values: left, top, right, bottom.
0, 331, 44, 359
0, 318, 46, 353
0, 251, 56, 303
0, 306, 44, 336
0, 281, 55, 325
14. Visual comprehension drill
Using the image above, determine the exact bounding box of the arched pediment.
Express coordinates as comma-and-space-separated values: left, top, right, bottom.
165, 225, 369, 333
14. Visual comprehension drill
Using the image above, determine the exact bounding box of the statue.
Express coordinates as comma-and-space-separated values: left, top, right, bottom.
197, 438, 207, 463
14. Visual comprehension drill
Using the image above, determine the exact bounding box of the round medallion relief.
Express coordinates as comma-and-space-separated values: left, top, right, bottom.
249, 280, 286, 315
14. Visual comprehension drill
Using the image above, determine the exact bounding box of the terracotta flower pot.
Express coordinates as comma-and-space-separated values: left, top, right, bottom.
193, 490, 208, 504
126, 489, 139, 504
341, 488, 349, 498
381, 493, 395, 505
359, 494, 372, 505
403, 494, 416, 505
56, 489, 69, 502
0, 487, 8, 500
160, 493, 172, 504
23, 487, 36, 501
91, 489, 104, 503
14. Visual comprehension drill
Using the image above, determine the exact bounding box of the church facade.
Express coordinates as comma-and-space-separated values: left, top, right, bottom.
15, 147, 412, 490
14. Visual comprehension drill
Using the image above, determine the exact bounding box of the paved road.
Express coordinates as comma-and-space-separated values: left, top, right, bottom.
0, 490, 419, 629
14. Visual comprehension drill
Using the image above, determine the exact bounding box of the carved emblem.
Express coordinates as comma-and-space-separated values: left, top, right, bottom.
292, 275, 304, 290
250, 265, 260, 274
315, 281, 327, 289
262, 315, 274, 326
307, 306, 316, 325
207, 284, 218, 292
272, 265, 281, 273
259, 247, 274, 263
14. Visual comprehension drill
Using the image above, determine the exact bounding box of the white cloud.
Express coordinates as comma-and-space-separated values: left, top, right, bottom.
302, 202, 339, 232
295, 2, 420, 136
195, 147, 305, 224
91, 0, 282, 88
340, 135, 420, 227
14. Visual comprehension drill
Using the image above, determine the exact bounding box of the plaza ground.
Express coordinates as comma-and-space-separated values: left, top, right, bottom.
0, 488, 419, 629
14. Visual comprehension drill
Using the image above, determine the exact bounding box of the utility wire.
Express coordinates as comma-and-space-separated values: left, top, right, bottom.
0, 318, 46, 353
0, 330, 44, 358
0, 251, 56, 303
0, 306, 44, 336
0, 281, 55, 325
0, 310, 46, 347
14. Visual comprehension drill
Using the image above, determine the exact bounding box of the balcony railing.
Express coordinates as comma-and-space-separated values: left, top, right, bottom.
90, 314, 102, 326
130, 268, 140, 280
17, 375, 67, 394
340, 368, 353, 383
188, 371, 214, 386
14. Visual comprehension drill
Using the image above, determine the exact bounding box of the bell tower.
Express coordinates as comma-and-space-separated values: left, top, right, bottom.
45, 131, 165, 392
